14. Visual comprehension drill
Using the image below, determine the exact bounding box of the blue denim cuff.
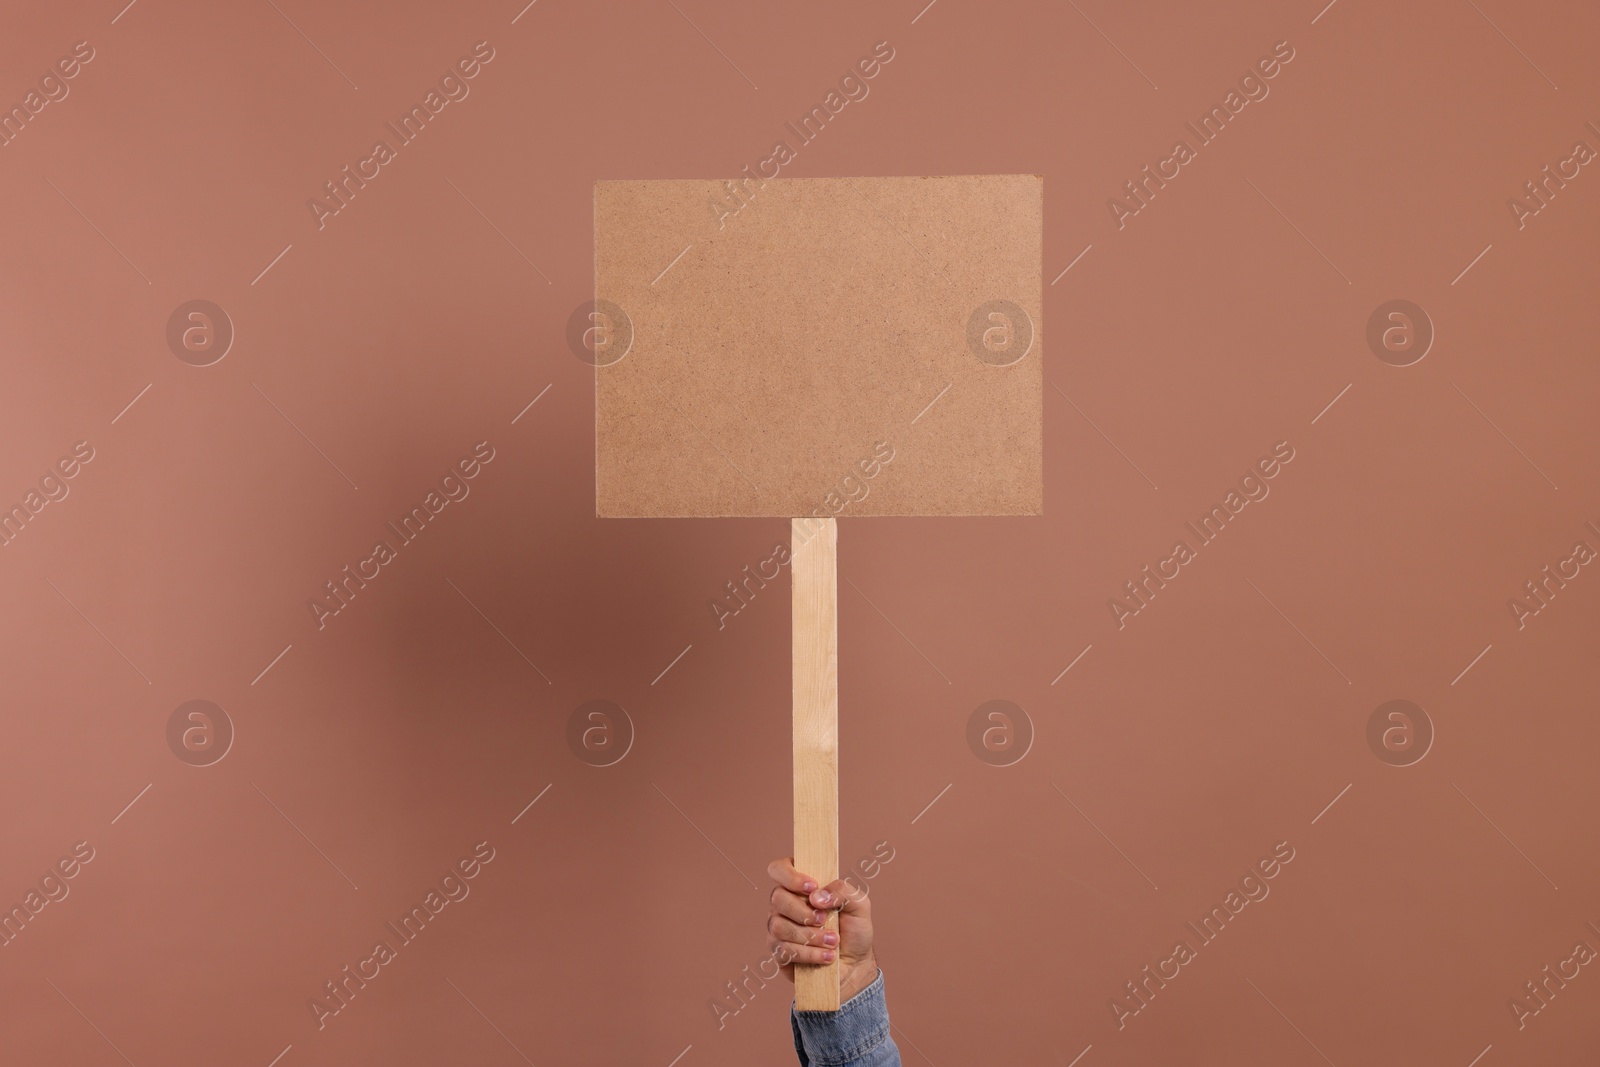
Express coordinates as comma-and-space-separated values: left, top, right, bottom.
790, 968, 899, 1066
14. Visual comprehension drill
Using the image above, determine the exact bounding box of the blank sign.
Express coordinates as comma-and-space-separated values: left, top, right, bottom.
594, 174, 1044, 518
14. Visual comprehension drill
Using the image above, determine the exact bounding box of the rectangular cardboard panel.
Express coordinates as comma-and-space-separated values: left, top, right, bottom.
594, 174, 1043, 518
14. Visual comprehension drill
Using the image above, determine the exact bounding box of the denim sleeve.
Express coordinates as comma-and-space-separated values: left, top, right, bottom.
790, 969, 901, 1066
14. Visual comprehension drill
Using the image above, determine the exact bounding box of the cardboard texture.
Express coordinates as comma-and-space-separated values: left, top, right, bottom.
594, 175, 1043, 517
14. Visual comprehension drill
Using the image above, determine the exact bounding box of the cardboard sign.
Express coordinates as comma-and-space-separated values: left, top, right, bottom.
593, 174, 1043, 518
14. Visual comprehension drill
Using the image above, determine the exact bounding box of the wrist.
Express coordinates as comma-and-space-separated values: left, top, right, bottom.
839, 954, 879, 1003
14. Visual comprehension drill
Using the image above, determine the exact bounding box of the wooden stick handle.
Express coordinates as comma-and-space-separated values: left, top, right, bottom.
792, 517, 840, 1011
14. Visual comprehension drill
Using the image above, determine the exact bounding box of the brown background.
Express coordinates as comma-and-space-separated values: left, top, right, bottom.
1, 1, 1597, 1065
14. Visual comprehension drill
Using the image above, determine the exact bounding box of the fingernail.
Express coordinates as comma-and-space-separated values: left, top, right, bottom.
814, 890, 831, 905
813, 911, 825, 926
823, 950, 835, 961
802, 880, 816, 892
822, 932, 838, 946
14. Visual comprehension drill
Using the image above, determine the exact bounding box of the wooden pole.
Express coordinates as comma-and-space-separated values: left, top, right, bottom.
792, 517, 839, 1010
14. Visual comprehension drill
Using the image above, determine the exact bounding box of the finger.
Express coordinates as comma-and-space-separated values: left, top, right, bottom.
770, 886, 826, 927
766, 939, 799, 980
766, 857, 818, 895
767, 914, 839, 949
767, 936, 836, 967
809, 878, 871, 916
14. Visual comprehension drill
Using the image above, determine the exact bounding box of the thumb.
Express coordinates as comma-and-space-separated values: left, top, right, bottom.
810, 878, 870, 917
